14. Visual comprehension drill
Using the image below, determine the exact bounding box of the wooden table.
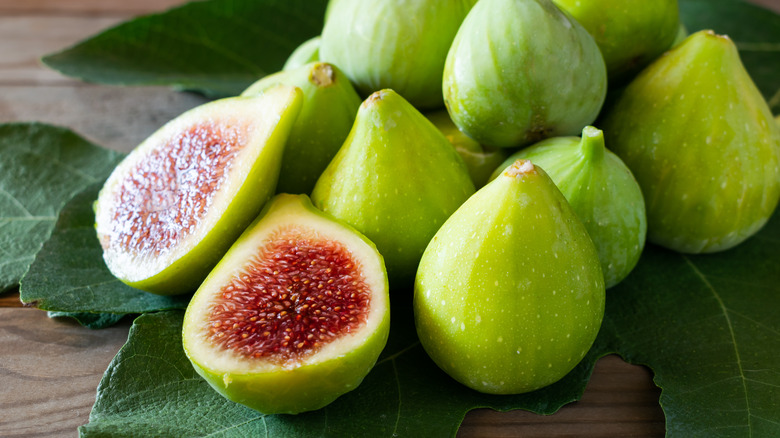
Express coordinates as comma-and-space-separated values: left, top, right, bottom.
0, 1, 776, 436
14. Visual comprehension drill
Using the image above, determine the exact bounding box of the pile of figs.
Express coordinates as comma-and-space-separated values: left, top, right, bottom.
94, 0, 780, 414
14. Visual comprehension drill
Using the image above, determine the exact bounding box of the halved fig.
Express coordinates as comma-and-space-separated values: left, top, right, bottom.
94, 86, 303, 295
182, 194, 390, 415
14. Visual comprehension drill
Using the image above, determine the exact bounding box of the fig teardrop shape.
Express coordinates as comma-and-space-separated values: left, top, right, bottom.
443, 0, 607, 148
601, 30, 780, 253
414, 160, 605, 394
311, 89, 476, 282
95, 86, 303, 295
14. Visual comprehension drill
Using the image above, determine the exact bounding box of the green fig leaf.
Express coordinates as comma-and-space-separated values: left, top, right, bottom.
80, 308, 610, 437
679, 0, 780, 112
0, 123, 124, 293
20, 184, 190, 316
47, 311, 127, 330
42, 0, 329, 97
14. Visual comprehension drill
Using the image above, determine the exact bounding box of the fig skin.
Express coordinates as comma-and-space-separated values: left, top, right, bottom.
95, 86, 303, 295
442, 0, 607, 148
426, 110, 510, 188
242, 62, 361, 195
601, 30, 780, 253
551, 0, 679, 83
319, 0, 478, 109
183, 194, 390, 415
491, 127, 647, 288
414, 160, 605, 394
283, 36, 321, 71
311, 89, 476, 282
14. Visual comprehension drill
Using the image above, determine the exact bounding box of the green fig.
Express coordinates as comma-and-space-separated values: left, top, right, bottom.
551, 0, 679, 82
319, 0, 478, 109
491, 126, 647, 288
95, 86, 302, 295
672, 22, 689, 48
601, 30, 780, 253
242, 62, 361, 195
283, 36, 321, 71
415, 160, 605, 394
426, 110, 510, 188
311, 89, 476, 282
443, 0, 607, 148
183, 194, 390, 414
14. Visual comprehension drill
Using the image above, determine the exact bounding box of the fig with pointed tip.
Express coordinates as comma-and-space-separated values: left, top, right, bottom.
242, 62, 361, 195
283, 36, 321, 71
443, 0, 607, 148
491, 127, 647, 288
601, 30, 780, 253
183, 194, 390, 414
320, 0, 478, 109
95, 86, 303, 295
311, 89, 476, 282
551, 0, 679, 82
426, 110, 509, 188
415, 160, 605, 394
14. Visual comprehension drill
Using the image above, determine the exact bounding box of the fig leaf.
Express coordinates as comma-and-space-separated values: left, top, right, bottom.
20, 184, 190, 316
0, 123, 124, 293
42, 0, 329, 98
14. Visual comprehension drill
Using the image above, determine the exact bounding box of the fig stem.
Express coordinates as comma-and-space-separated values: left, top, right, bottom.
579, 126, 605, 163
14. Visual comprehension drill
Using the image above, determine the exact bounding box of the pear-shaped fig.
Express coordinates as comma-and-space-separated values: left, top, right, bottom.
311, 89, 476, 282
601, 30, 780, 253
183, 194, 390, 414
319, 0, 478, 109
95, 86, 302, 295
443, 0, 607, 148
551, 0, 679, 82
492, 127, 647, 288
242, 62, 361, 195
415, 160, 605, 394
426, 110, 509, 188
283, 36, 321, 71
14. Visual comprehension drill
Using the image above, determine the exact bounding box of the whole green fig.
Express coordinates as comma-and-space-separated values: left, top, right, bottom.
443, 0, 607, 148
601, 30, 780, 253
551, 0, 679, 82
311, 89, 475, 282
415, 160, 605, 394
283, 36, 320, 71
426, 110, 509, 188
319, 0, 478, 109
492, 126, 646, 288
242, 62, 361, 195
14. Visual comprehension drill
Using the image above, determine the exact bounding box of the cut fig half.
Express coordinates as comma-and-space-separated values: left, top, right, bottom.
95, 85, 303, 295
182, 194, 390, 415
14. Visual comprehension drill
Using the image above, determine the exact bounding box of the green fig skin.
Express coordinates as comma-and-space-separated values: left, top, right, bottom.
414, 160, 605, 394
426, 110, 510, 188
311, 89, 476, 282
282, 36, 321, 71
491, 127, 647, 288
95, 86, 303, 295
672, 22, 689, 48
320, 0, 478, 109
601, 30, 780, 254
551, 0, 679, 82
242, 62, 361, 195
442, 0, 607, 148
183, 194, 390, 415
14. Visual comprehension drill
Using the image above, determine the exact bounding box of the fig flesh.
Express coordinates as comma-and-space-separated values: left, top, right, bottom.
320, 0, 478, 109
242, 62, 361, 195
95, 86, 302, 295
182, 194, 390, 414
311, 89, 475, 282
492, 127, 647, 288
551, 0, 680, 82
442, 0, 607, 148
414, 160, 605, 394
601, 30, 780, 253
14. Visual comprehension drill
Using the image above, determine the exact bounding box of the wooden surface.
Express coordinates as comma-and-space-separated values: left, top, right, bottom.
0, 1, 777, 437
